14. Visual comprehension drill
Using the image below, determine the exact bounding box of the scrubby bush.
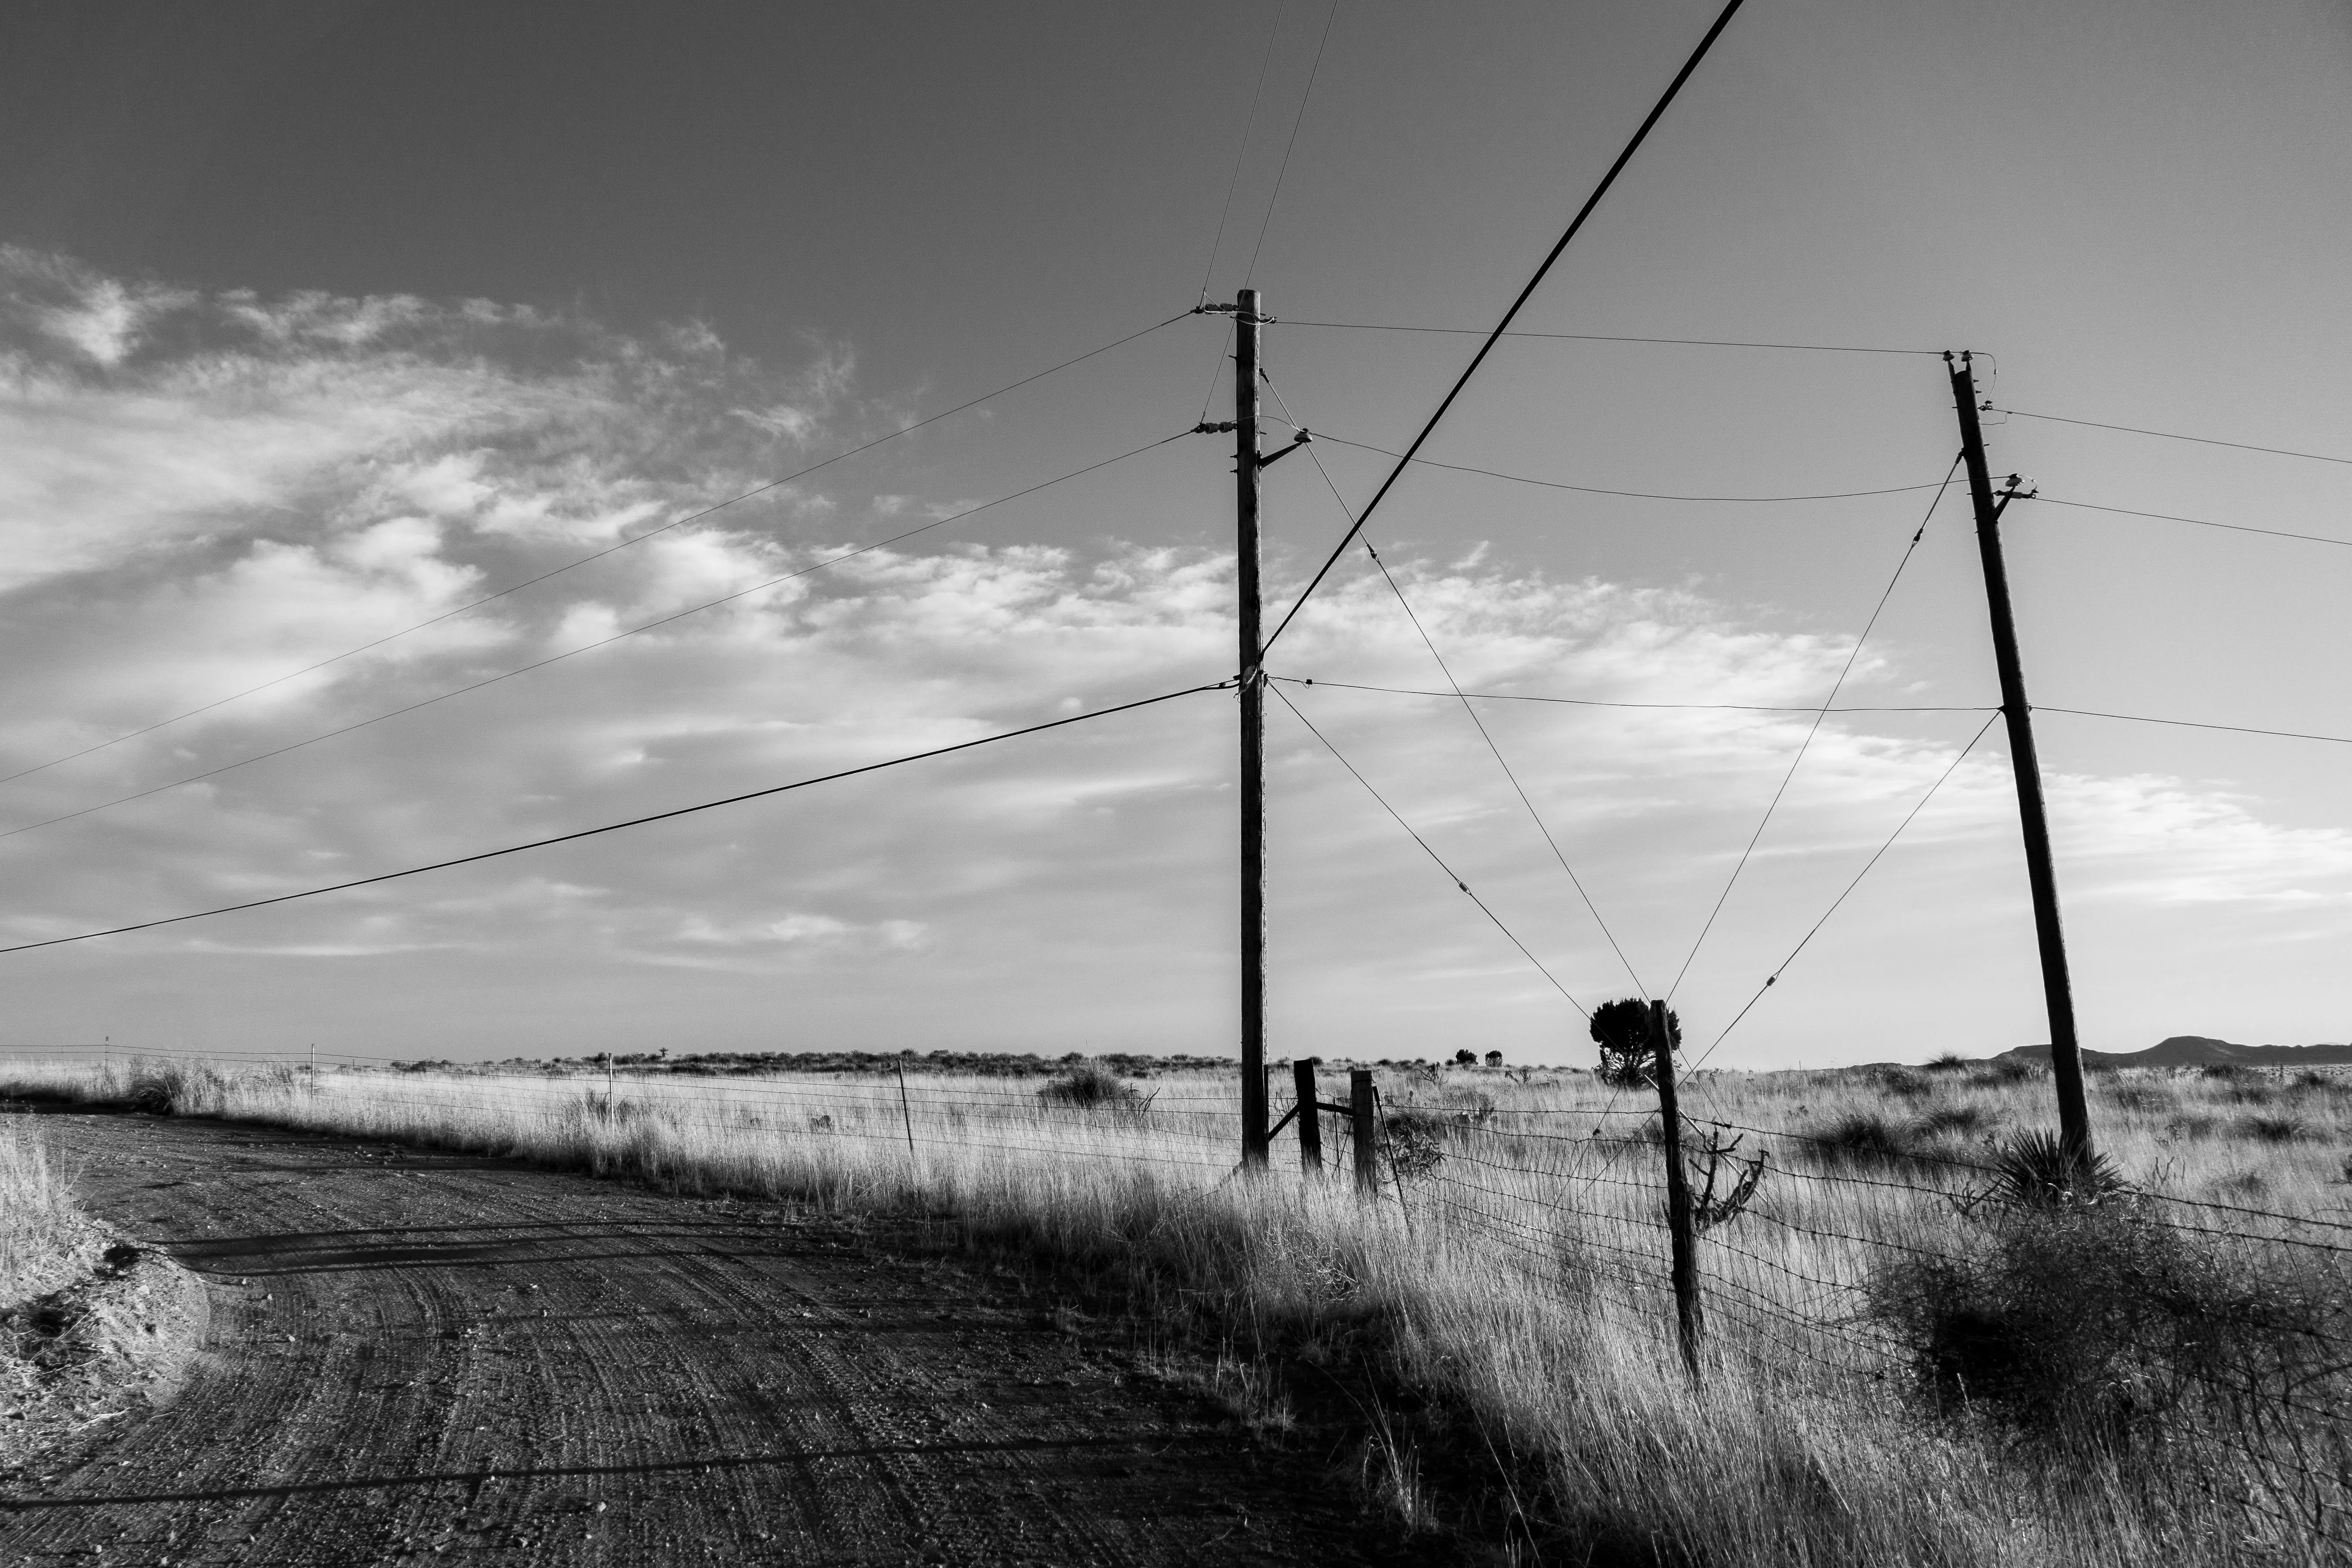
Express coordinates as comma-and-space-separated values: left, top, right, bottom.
1806, 1112, 1916, 1170
1035, 1062, 1151, 1114
1912, 1104, 1995, 1140
2238, 1113, 2313, 1144
1870, 1191, 2352, 1533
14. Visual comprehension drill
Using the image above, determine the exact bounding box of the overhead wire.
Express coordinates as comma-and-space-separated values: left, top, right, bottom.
1241, 0, 1339, 285
1677, 711, 2002, 1079
0, 431, 1195, 844
1662, 456, 1963, 1003
2037, 707, 2352, 747
2029, 495, 2352, 550
0, 310, 1195, 794
1259, 0, 1750, 656
1304, 430, 1950, 503
1266, 675, 1992, 716
1994, 408, 2352, 468
1268, 681, 1587, 1016
1262, 373, 1644, 991
0, 682, 1228, 959
1279, 320, 1944, 356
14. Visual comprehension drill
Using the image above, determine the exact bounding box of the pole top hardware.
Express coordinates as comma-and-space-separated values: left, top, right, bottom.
1193, 421, 1240, 435
1192, 303, 1276, 323
1256, 429, 1313, 469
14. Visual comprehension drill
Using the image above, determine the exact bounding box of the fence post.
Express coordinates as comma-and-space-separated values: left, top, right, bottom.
1350, 1068, 1379, 1198
1294, 1058, 1322, 1175
1651, 999, 1703, 1380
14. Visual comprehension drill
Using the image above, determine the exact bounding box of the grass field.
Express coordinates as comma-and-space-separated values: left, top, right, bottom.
3, 1049, 2344, 1566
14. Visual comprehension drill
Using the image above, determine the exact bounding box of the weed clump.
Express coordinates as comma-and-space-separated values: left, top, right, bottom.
1035, 1062, 1152, 1114
1805, 1112, 1917, 1171
2238, 1113, 2313, 1144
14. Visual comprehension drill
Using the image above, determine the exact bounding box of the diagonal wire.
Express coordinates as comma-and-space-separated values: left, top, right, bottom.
1195, 0, 1288, 305
1993, 408, 2352, 468
1307, 431, 1950, 503
1267, 369, 1643, 992
0, 311, 1193, 793
1677, 711, 2001, 1079
0, 432, 1192, 844
1270, 682, 1586, 1016
1661, 455, 1962, 1003
1260, 0, 1748, 656
0, 682, 1228, 960
1242, 0, 1339, 284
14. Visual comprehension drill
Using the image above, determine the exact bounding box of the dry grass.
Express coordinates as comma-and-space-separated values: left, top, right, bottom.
0, 1117, 97, 1308
4, 1051, 2345, 1564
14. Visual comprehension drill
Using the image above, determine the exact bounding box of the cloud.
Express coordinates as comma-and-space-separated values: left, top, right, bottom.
0, 250, 2344, 1065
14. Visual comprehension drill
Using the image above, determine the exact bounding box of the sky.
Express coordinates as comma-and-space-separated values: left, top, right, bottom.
0, 0, 2346, 1069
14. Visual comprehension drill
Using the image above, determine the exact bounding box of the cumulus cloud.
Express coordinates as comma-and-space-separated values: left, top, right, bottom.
0, 250, 2342, 1064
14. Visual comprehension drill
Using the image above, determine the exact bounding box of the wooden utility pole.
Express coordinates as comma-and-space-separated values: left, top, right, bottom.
1947, 352, 2092, 1160
1650, 1000, 1702, 1378
1236, 287, 1269, 1169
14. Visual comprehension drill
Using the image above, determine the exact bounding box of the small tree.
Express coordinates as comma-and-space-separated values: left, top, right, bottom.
1484, 1050, 1503, 1068
1452, 1048, 1478, 1067
1590, 998, 1677, 1086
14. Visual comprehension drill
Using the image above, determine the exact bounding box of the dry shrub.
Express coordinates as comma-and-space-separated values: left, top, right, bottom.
2239, 1114, 2314, 1145
1870, 1191, 2352, 1533
1035, 1062, 1150, 1115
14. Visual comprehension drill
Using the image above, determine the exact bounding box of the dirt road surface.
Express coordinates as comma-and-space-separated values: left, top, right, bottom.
1, 1112, 1435, 1566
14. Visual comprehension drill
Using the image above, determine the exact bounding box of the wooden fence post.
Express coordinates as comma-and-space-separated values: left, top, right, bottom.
1350, 1068, 1379, 1198
1651, 1000, 1703, 1379
1294, 1059, 1322, 1175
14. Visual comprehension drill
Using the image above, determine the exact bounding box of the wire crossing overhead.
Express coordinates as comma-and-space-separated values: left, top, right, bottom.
1268, 676, 1993, 716
0, 682, 1228, 959
1261, 0, 1750, 655
2031, 495, 2352, 550
1270, 681, 1589, 1017
1283, 320, 1945, 356
1304, 430, 1952, 503
1997, 408, 2352, 468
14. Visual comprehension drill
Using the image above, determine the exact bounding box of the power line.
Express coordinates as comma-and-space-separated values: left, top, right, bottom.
1260, 0, 1750, 656
1305, 431, 1949, 503
1680, 713, 2001, 1078
2031, 495, 2352, 550
1995, 408, 2352, 468
1262, 371, 1643, 991
0, 682, 1227, 960
1196, 3, 1288, 303
1664, 457, 1962, 1004
0, 431, 1193, 844
1242, 0, 1339, 285
2038, 707, 2352, 747
1268, 681, 1587, 1016
1267, 675, 1991, 716
1280, 320, 1943, 356
0, 312, 1195, 795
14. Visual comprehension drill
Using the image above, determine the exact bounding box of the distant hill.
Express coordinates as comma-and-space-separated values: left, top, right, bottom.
1997, 1035, 2352, 1068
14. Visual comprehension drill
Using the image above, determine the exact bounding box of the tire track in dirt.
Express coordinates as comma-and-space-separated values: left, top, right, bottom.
0, 1112, 1436, 1566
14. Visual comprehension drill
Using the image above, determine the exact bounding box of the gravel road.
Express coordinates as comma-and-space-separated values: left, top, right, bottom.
0, 1112, 1431, 1566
